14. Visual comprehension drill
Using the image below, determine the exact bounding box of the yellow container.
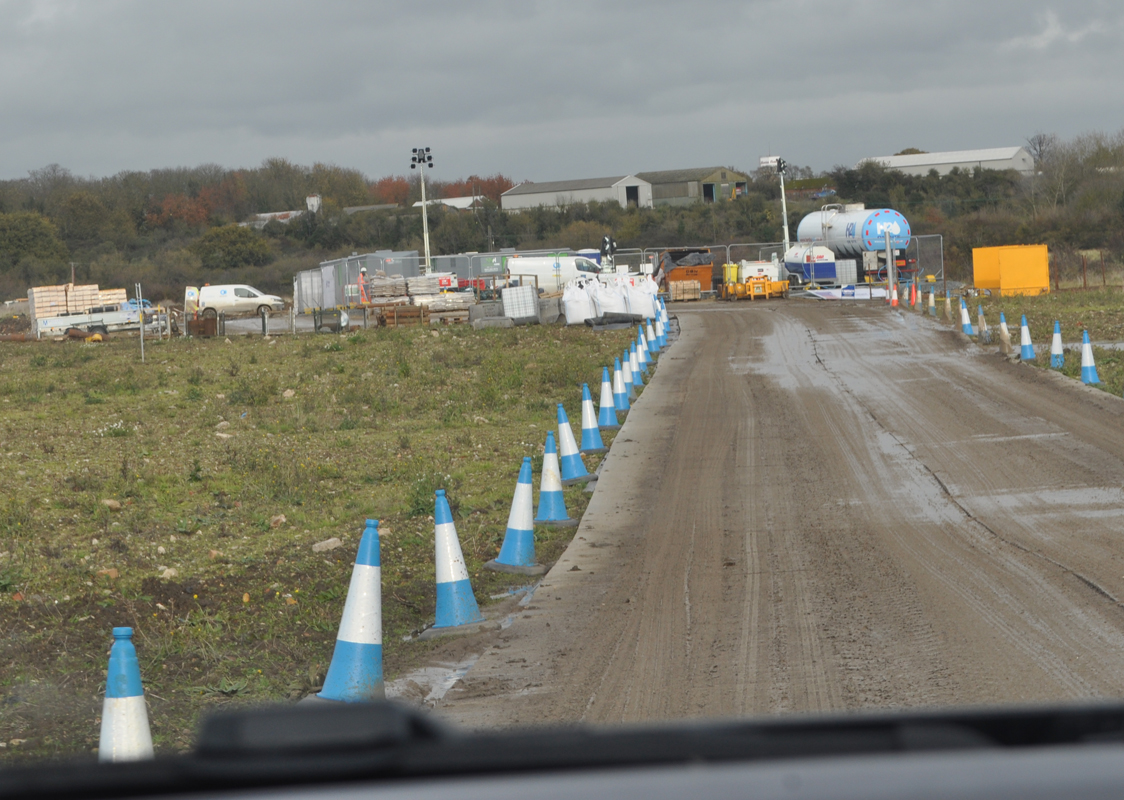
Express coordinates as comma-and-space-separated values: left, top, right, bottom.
973, 245, 1049, 296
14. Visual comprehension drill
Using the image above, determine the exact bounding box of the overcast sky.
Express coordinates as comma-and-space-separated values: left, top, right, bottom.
1, 0, 1121, 184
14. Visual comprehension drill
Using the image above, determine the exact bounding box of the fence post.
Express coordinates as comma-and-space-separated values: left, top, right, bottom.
260, 307, 268, 336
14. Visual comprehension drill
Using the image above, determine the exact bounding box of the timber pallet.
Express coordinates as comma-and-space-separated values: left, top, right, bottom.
429, 310, 470, 325
380, 305, 429, 328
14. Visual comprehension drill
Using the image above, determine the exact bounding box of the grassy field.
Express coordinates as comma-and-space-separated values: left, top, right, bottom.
0, 321, 638, 762
930, 286, 1124, 394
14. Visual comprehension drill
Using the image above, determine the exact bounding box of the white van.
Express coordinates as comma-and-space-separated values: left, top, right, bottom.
506, 256, 602, 293
197, 284, 284, 318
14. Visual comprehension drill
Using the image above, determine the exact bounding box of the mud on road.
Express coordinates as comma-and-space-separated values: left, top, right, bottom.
436, 300, 1124, 729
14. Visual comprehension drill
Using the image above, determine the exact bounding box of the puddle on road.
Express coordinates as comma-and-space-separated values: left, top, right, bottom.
387, 582, 540, 705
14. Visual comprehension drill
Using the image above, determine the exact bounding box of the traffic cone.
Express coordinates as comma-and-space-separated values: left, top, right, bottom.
646, 321, 659, 357
977, 304, 991, 344
927, 288, 936, 317
998, 312, 1013, 355
909, 282, 917, 309
890, 283, 899, 308
98, 627, 154, 763
1080, 331, 1100, 384
636, 328, 650, 374
655, 316, 667, 349
1020, 315, 1035, 361
580, 384, 607, 454
1050, 321, 1064, 368
944, 292, 953, 322
557, 403, 591, 485
535, 431, 577, 527
629, 343, 644, 388
598, 367, 620, 429
613, 358, 630, 413
621, 351, 636, 400
318, 519, 384, 702
432, 490, 485, 629
960, 299, 972, 335
486, 458, 545, 576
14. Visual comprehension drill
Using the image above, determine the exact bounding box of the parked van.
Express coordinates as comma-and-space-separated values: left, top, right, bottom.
506, 256, 602, 293
197, 284, 284, 318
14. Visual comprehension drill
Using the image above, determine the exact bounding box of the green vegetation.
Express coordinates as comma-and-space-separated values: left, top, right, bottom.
973, 289, 1124, 394
0, 323, 636, 762
1, 129, 1121, 303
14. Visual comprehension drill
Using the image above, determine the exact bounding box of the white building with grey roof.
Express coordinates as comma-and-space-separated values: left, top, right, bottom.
501, 176, 652, 211
859, 147, 1034, 177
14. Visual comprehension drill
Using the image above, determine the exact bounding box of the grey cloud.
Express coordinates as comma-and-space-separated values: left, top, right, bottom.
0, 0, 1120, 182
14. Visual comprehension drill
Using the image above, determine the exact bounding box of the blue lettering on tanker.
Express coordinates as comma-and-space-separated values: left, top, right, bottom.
845, 223, 855, 238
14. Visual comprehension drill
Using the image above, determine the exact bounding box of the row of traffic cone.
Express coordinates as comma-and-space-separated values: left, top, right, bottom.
95, 300, 676, 760
948, 298, 1103, 386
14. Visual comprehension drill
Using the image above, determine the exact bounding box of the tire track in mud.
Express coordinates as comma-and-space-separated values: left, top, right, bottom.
437, 302, 1124, 730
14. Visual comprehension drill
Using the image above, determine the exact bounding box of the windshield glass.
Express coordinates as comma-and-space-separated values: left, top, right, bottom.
1, 2, 1118, 780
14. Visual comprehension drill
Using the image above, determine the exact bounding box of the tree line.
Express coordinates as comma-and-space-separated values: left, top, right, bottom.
0, 129, 1121, 302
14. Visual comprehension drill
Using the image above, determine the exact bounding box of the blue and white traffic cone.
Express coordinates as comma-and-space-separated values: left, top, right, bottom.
636, 328, 650, 374
928, 288, 936, 317
580, 384, 607, 454
622, 351, 636, 400
557, 404, 591, 485
656, 316, 667, 349
535, 431, 577, 527
598, 367, 620, 429
960, 299, 973, 336
613, 358, 630, 413
977, 305, 991, 344
486, 458, 545, 576
432, 490, 485, 629
944, 291, 953, 322
98, 627, 154, 762
646, 321, 659, 358
1050, 321, 1065, 368
318, 519, 384, 702
1080, 331, 1100, 384
1020, 315, 1035, 361
999, 312, 1011, 341
630, 343, 644, 388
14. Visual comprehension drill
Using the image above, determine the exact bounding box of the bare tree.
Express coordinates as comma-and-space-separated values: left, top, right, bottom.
1026, 132, 1058, 170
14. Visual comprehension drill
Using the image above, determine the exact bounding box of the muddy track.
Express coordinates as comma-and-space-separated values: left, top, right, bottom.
436, 301, 1124, 728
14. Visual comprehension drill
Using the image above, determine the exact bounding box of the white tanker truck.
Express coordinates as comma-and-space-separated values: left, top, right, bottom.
785, 204, 912, 286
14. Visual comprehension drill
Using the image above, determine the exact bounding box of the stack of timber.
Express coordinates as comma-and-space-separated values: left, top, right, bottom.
98, 288, 128, 306
669, 280, 702, 301
29, 283, 122, 320
374, 303, 430, 328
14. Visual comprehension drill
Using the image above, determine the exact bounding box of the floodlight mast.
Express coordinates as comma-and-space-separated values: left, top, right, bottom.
410, 147, 434, 274
777, 158, 790, 256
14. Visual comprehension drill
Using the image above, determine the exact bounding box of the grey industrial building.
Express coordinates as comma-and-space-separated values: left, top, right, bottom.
501, 176, 653, 211
635, 167, 750, 206
860, 147, 1035, 177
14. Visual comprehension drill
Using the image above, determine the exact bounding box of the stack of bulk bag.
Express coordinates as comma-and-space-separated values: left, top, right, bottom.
563, 278, 598, 325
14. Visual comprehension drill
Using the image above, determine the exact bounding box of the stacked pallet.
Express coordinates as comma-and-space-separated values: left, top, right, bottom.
99, 289, 128, 306
367, 275, 408, 298
669, 280, 702, 301
406, 273, 456, 295
28, 285, 70, 320
425, 293, 474, 312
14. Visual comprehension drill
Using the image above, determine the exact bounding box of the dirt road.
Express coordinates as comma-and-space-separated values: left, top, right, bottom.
436, 301, 1124, 729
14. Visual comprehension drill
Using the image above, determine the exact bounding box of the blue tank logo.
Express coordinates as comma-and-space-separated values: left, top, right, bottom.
875, 221, 902, 236
845, 223, 855, 237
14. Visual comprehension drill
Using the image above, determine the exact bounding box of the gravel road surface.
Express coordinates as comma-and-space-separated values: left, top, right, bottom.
436, 300, 1124, 728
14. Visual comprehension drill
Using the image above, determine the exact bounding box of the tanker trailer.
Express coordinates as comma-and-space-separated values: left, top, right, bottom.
795, 204, 911, 281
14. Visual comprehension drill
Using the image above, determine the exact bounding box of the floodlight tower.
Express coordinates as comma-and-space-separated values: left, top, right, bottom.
411, 147, 434, 274
759, 155, 791, 256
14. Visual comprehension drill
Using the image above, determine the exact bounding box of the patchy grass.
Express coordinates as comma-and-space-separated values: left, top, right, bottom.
0, 322, 638, 762
946, 288, 1124, 395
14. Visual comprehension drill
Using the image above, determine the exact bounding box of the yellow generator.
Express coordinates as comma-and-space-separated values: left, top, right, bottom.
722, 263, 789, 301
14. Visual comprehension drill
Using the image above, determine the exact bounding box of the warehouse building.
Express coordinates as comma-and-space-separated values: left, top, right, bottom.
635, 167, 750, 205
501, 176, 652, 211
859, 147, 1035, 177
